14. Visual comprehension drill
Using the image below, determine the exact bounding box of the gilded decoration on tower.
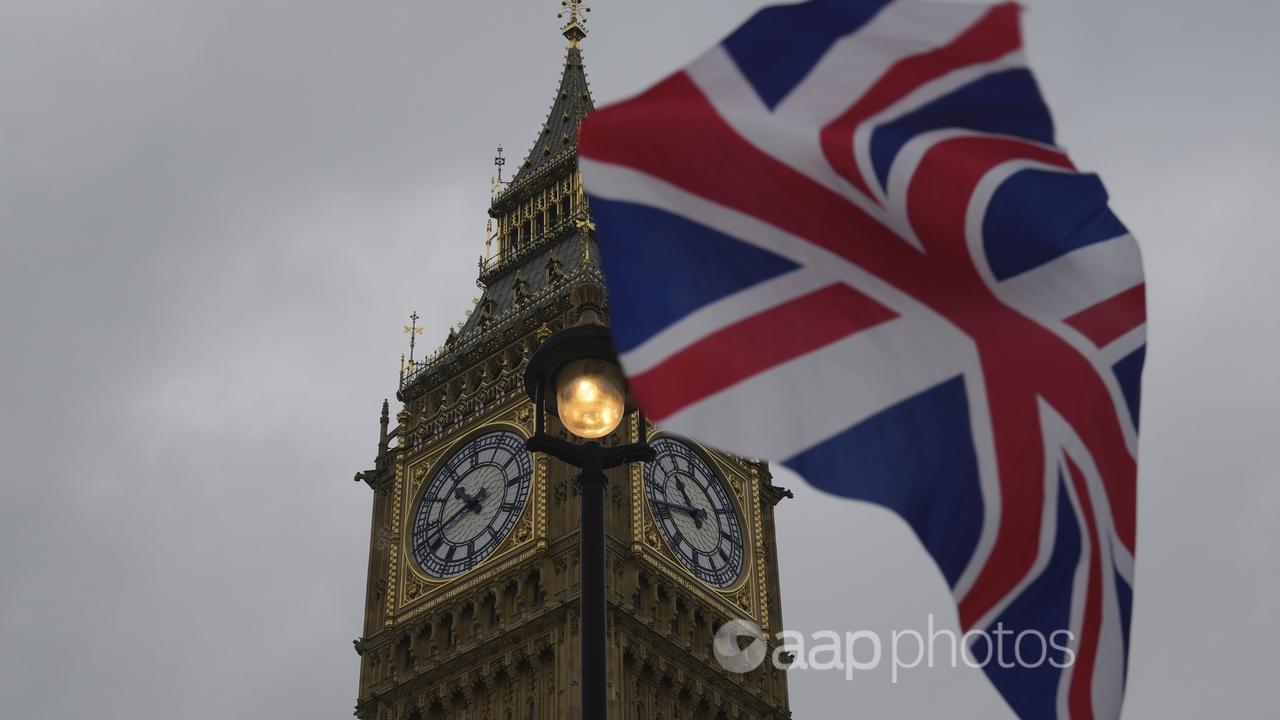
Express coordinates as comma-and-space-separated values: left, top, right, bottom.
559, 0, 590, 47
351, 5, 790, 718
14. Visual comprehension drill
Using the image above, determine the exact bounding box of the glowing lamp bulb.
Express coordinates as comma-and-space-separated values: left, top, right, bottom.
555, 358, 625, 439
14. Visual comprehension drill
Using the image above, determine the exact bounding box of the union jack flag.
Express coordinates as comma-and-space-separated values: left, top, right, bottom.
578, 1, 1145, 718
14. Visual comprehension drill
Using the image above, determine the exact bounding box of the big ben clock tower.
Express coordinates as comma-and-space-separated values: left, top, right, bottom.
352, 7, 792, 719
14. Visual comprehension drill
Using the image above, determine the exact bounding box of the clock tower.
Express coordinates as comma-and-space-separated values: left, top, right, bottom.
352, 8, 792, 719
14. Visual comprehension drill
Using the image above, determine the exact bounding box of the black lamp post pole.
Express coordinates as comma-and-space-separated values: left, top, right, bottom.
524, 358, 655, 717
577, 444, 608, 719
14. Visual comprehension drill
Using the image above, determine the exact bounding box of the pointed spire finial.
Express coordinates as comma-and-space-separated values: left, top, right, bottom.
559, 0, 589, 47
403, 311, 424, 368
378, 399, 391, 456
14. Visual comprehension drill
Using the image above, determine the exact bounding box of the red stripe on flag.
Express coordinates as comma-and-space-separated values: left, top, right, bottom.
821, 3, 1022, 200
630, 284, 897, 420
1064, 284, 1146, 349
1065, 456, 1102, 720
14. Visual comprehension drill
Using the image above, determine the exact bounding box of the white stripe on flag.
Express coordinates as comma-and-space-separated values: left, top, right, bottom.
1098, 324, 1146, 371
772, 0, 993, 126
997, 233, 1144, 324
660, 313, 973, 463
619, 268, 830, 376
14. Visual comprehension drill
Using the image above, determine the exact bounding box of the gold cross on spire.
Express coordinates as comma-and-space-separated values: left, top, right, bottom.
559, 0, 590, 47
403, 312, 424, 338
403, 311, 424, 366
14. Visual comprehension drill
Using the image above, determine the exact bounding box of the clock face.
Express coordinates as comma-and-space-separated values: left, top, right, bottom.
644, 437, 746, 589
411, 429, 533, 580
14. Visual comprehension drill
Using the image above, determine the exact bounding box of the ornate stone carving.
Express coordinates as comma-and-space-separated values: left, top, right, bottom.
405, 578, 423, 601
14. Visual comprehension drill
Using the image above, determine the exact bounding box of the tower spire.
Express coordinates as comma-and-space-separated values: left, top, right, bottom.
559, 0, 589, 47
497, 3, 595, 192
493, 145, 506, 185
403, 311, 423, 367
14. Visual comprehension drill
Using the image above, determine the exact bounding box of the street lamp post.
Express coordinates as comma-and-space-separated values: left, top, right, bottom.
523, 317, 654, 720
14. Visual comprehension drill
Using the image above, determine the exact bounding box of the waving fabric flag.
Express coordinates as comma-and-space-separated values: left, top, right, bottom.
578, 1, 1145, 718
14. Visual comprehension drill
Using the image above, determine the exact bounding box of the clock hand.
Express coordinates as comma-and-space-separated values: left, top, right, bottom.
467, 487, 487, 512
674, 477, 695, 506
453, 485, 488, 513
429, 487, 491, 552
672, 478, 706, 529
440, 501, 473, 532
440, 486, 489, 531
652, 498, 708, 524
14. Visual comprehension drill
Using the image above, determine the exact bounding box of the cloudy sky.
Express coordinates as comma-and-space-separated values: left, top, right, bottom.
2, 1, 1277, 718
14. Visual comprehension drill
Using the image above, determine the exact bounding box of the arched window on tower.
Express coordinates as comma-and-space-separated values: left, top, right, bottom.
436, 614, 455, 649
483, 592, 499, 628
396, 634, 413, 675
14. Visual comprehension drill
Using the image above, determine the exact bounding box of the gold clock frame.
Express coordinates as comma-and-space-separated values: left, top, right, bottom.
388, 405, 548, 624
631, 426, 774, 632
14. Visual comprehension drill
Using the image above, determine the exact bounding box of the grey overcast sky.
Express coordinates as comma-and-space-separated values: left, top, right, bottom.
1, 1, 1277, 718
